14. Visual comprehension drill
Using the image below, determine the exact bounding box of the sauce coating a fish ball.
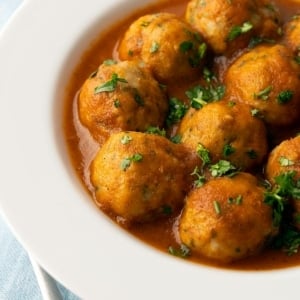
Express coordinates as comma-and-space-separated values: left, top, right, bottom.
224, 44, 300, 126
118, 13, 207, 83
91, 131, 198, 223
179, 173, 277, 263
78, 60, 168, 144
185, 0, 280, 55
177, 101, 268, 171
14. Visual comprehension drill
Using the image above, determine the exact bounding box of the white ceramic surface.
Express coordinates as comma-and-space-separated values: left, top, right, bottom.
0, 0, 299, 299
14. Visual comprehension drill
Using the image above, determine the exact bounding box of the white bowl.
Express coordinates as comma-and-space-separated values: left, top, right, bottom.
0, 0, 299, 299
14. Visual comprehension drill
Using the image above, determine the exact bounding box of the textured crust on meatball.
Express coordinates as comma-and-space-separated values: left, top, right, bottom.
284, 15, 300, 55
118, 13, 207, 83
224, 44, 300, 126
179, 173, 276, 263
185, 0, 280, 55
177, 101, 268, 171
91, 131, 198, 223
78, 60, 168, 144
266, 136, 300, 182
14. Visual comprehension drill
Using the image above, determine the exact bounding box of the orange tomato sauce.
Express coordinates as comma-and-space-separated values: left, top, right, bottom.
63, 0, 300, 270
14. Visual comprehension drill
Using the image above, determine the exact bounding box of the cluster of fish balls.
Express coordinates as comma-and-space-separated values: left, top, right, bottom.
78, 0, 300, 263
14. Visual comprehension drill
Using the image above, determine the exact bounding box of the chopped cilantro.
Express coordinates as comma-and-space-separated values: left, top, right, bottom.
277, 90, 294, 104
203, 68, 217, 83
94, 73, 128, 94
272, 224, 300, 256
186, 84, 225, 109
264, 171, 300, 226
103, 59, 117, 65
166, 97, 188, 127
228, 195, 243, 205
179, 41, 194, 53
279, 156, 294, 167
114, 99, 120, 108
150, 41, 160, 53
196, 143, 211, 166
191, 166, 206, 188
209, 160, 238, 177
170, 134, 182, 144
223, 143, 235, 157
227, 21, 253, 41
198, 43, 207, 59
213, 200, 222, 215
251, 108, 260, 117
120, 135, 132, 145
145, 126, 166, 137
168, 244, 191, 258
120, 153, 143, 171
134, 92, 144, 106
254, 86, 272, 100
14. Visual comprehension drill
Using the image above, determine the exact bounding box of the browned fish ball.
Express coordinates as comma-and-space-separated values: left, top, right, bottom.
118, 13, 207, 83
265, 136, 300, 229
179, 173, 277, 263
177, 101, 268, 171
78, 60, 168, 144
224, 44, 300, 126
185, 0, 280, 55
284, 15, 300, 55
266, 136, 300, 183
91, 131, 198, 223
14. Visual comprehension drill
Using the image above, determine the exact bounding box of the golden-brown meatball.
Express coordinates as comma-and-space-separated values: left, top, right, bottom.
224, 44, 300, 126
78, 60, 168, 144
266, 136, 300, 182
185, 0, 280, 55
177, 101, 268, 171
265, 135, 300, 228
91, 131, 197, 223
118, 13, 207, 83
284, 15, 300, 55
179, 173, 277, 263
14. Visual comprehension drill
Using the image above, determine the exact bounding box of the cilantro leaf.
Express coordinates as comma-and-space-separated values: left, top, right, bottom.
209, 160, 238, 177
166, 97, 188, 127
94, 73, 128, 94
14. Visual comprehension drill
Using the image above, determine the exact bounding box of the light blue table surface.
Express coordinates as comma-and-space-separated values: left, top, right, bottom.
0, 1, 79, 299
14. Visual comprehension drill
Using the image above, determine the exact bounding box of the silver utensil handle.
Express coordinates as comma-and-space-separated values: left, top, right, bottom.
29, 255, 63, 300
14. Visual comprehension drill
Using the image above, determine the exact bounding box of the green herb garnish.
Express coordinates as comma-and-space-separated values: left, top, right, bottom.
145, 126, 166, 137
227, 21, 253, 41
279, 156, 294, 167
186, 84, 225, 109
166, 97, 188, 127
254, 86, 272, 100
223, 143, 235, 157
209, 160, 238, 177
196, 143, 211, 166
120, 135, 132, 145
277, 90, 294, 104
264, 171, 300, 226
120, 153, 143, 171
213, 200, 222, 215
150, 41, 160, 53
191, 166, 206, 188
94, 73, 128, 94
168, 244, 191, 258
